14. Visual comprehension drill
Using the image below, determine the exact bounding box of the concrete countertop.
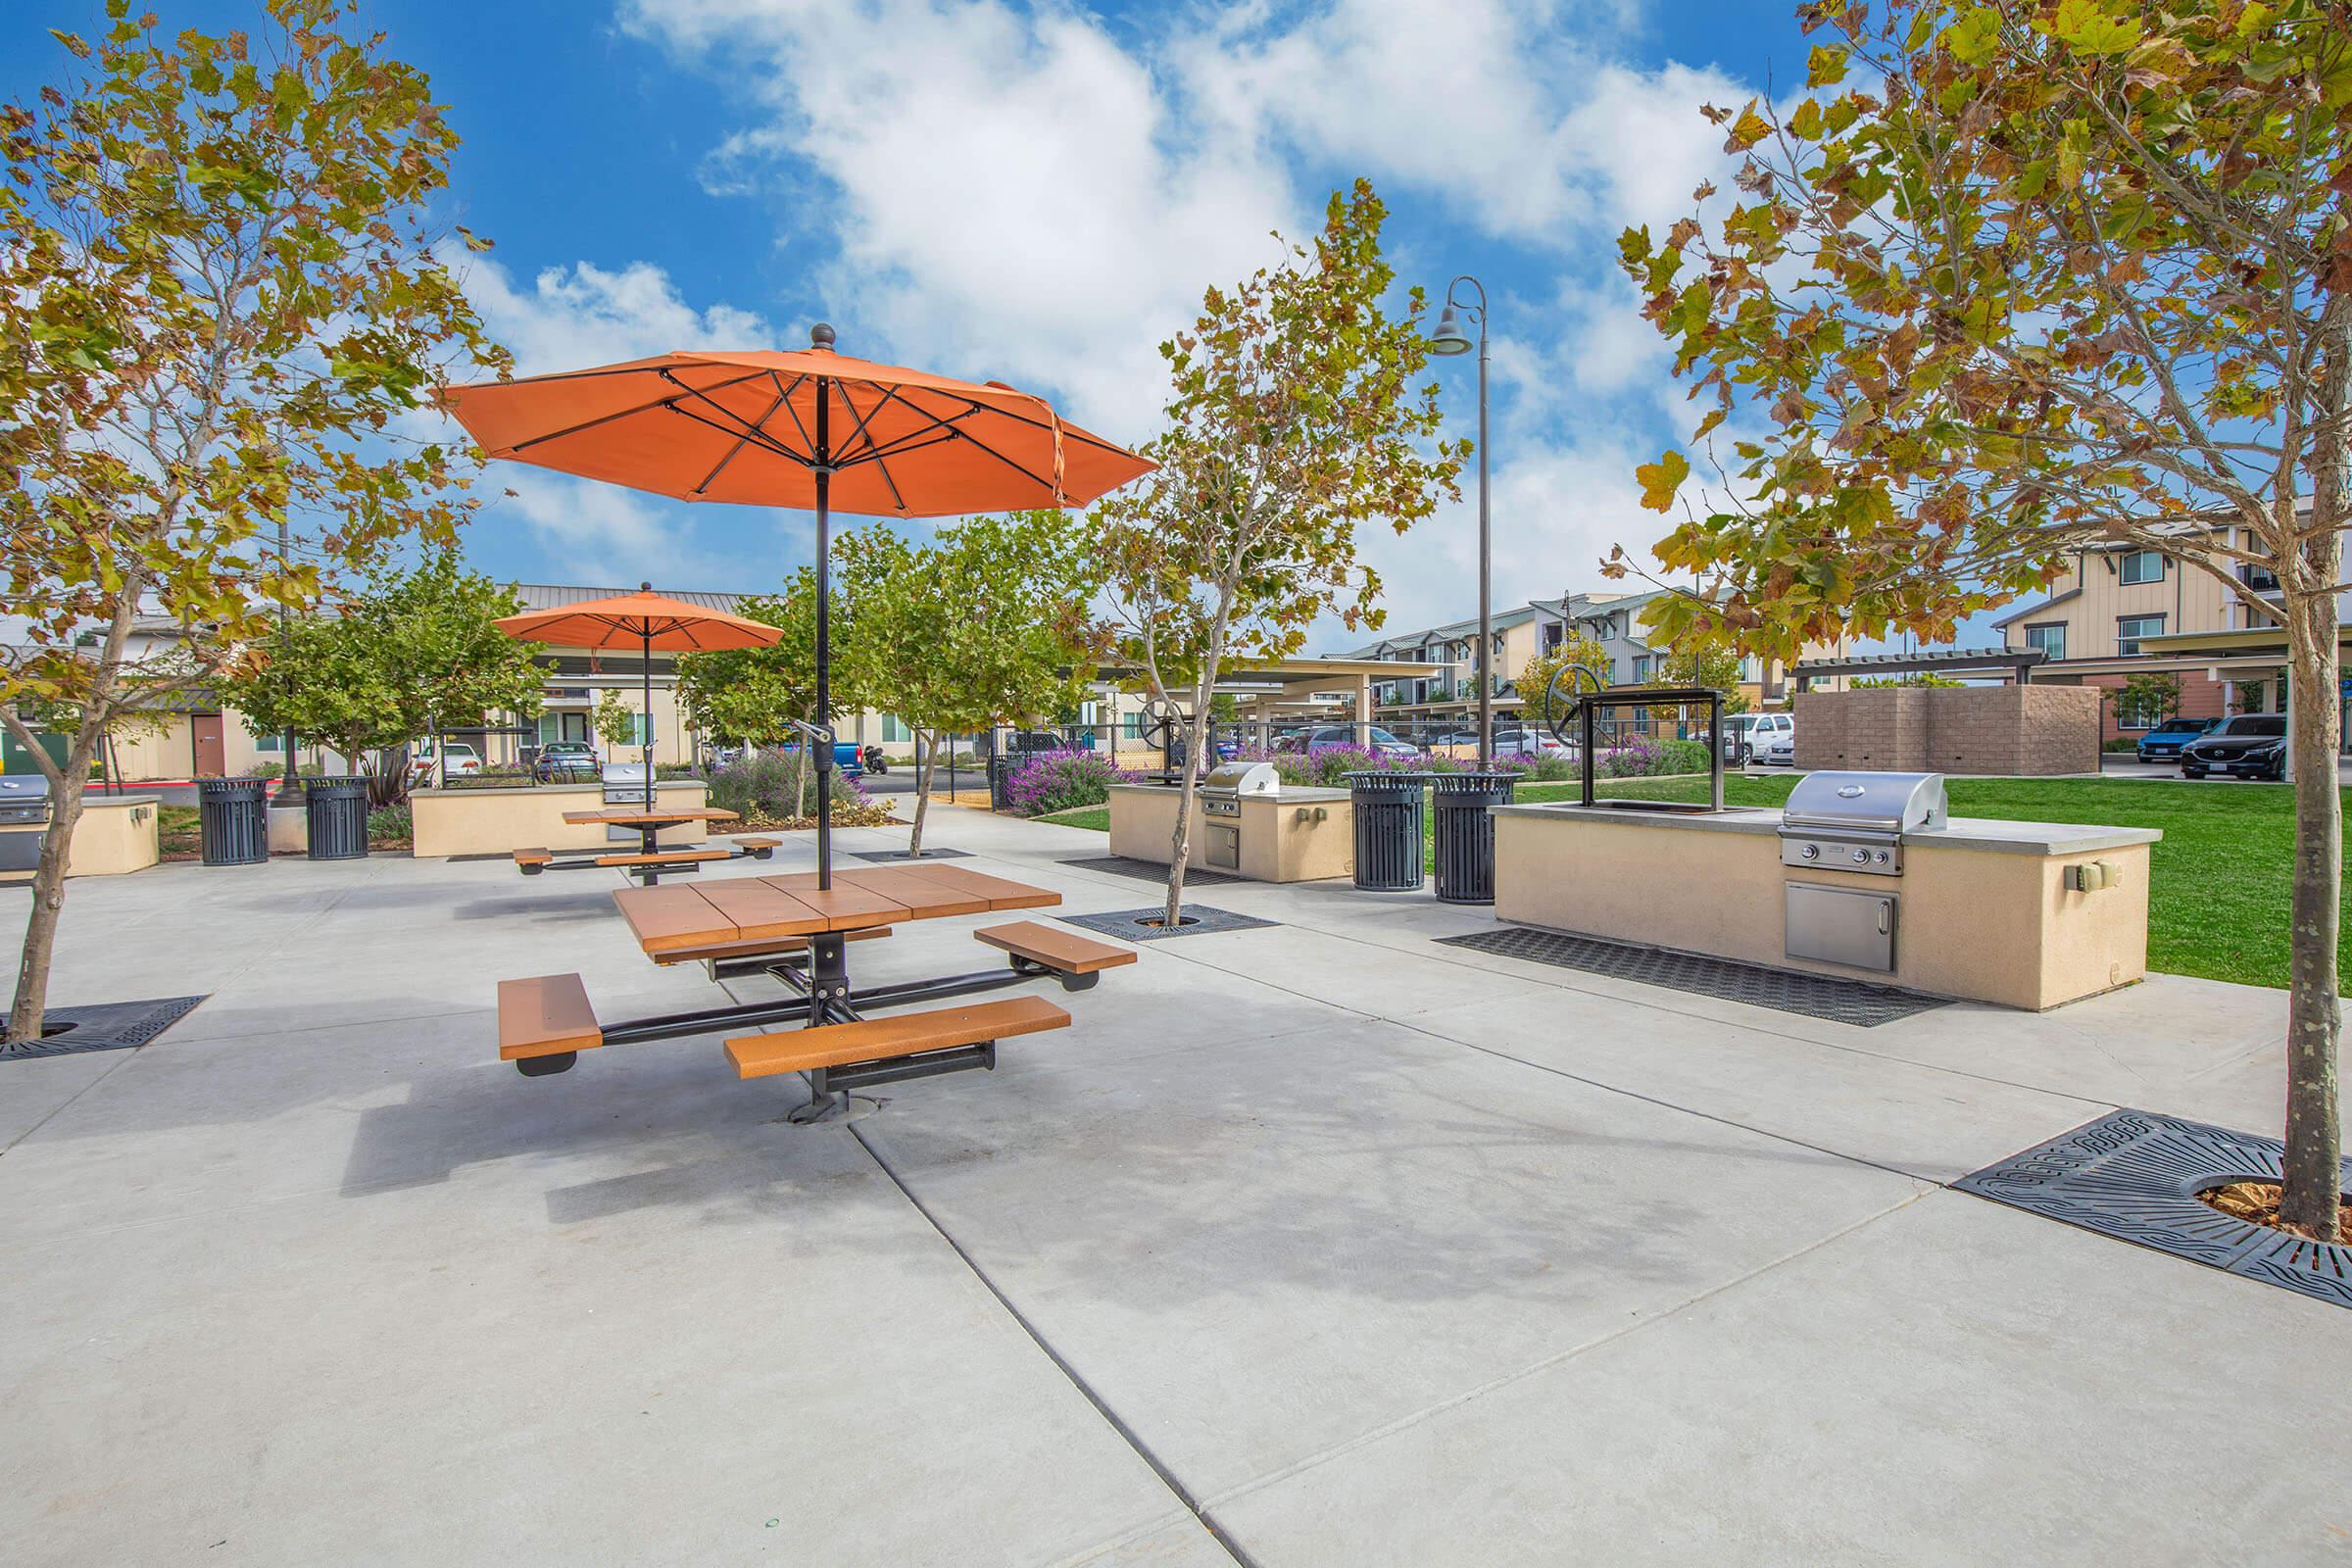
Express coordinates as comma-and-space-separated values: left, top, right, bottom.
1489, 800, 2162, 857
1106, 783, 1355, 805
76, 794, 165, 809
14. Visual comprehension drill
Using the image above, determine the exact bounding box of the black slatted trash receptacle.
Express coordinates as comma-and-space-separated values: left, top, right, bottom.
1346, 770, 1427, 892
305, 775, 370, 860
197, 776, 269, 866
987, 756, 1016, 812
1431, 771, 1518, 905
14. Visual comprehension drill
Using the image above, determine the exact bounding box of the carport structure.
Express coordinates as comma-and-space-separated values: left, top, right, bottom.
1083, 654, 1446, 752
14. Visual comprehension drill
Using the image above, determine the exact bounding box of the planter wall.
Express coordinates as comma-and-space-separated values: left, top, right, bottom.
410, 781, 710, 858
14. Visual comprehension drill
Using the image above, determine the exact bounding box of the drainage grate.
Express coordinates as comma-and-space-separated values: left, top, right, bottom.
1059, 906, 1275, 942
853, 847, 972, 861
0, 995, 208, 1061
1434, 927, 1950, 1027
1060, 855, 1245, 888
1957, 1108, 2352, 1311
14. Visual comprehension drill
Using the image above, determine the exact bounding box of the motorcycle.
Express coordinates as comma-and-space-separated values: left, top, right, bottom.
860, 745, 888, 775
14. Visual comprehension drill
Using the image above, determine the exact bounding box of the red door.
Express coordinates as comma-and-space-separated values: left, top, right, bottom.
192, 714, 225, 777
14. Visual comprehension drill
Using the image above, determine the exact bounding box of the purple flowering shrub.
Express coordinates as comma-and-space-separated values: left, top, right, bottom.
1006, 749, 1141, 816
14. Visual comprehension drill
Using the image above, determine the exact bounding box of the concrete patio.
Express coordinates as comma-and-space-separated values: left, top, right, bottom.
3, 806, 2348, 1566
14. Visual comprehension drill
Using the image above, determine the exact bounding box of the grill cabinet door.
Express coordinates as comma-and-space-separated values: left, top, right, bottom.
1784, 882, 1896, 972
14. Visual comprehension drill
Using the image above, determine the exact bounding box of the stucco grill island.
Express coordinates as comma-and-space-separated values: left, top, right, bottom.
1490, 770, 2161, 1011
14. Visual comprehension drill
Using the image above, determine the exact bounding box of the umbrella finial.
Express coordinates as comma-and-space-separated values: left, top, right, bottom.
809, 321, 836, 351
641, 581, 652, 591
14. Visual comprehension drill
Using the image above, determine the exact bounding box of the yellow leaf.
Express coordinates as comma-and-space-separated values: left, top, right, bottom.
1637, 450, 1691, 513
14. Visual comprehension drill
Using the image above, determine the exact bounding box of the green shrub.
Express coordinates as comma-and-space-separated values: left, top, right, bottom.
708, 753, 863, 821
367, 804, 412, 844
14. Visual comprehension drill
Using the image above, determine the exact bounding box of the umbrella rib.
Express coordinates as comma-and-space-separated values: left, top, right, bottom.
840, 415, 1060, 497
497, 368, 776, 456
660, 369, 816, 465
825, 379, 914, 512
690, 381, 792, 497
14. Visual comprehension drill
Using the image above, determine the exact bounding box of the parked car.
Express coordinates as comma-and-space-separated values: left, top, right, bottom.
1757, 726, 1798, 766
532, 741, 599, 782
2134, 715, 2218, 764
408, 741, 480, 783
1277, 724, 1421, 760
1490, 726, 1571, 760
2180, 713, 2286, 780
1712, 711, 1793, 761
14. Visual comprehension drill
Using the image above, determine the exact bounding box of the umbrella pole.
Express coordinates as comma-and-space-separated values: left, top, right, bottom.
642, 621, 655, 810
813, 382, 833, 890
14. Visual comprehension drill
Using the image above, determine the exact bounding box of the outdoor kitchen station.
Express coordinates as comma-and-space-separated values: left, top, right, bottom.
1489, 770, 2161, 1010
1107, 765, 1357, 883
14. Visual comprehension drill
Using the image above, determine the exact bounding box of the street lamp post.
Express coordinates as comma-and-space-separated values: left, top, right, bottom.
1427, 276, 1491, 768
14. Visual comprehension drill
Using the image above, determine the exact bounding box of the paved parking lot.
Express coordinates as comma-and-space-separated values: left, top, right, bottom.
3, 806, 2347, 1566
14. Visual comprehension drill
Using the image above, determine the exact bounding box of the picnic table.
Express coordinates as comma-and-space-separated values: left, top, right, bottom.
511, 806, 775, 884
495, 861, 1136, 1120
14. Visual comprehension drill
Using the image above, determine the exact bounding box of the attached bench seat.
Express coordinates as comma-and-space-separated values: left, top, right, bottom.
514, 848, 553, 874
595, 848, 732, 868
733, 837, 779, 856
497, 973, 601, 1075
650, 926, 892, 968
973, 921, 1137, 990
724, 995, 1070, 1083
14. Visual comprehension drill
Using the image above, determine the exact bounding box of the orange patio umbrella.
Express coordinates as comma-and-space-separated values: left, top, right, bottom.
442, 325, 1154, 883
494, 586, 785, 803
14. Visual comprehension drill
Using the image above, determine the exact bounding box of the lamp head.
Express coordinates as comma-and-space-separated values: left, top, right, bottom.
1427, 302, 1475, 357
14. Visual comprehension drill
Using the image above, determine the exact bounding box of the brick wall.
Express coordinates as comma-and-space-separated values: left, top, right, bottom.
1793, 686, 2100, 774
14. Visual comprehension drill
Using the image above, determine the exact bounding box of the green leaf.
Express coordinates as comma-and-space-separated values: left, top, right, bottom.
2048, 0, 2141, 56
1943, 8, 2001, 65
1805, 45, 1847, 88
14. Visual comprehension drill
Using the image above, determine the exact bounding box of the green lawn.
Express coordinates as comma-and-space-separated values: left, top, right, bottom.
1543, 773, 2329, 991
1040, 775, 2327, 989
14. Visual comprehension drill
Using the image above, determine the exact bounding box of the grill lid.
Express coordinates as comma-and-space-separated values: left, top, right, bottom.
1781, 770, 1947, 835
1200, 761, 1279, 796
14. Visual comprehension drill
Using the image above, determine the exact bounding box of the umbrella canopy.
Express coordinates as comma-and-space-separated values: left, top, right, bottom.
493, 588, 785, 652
439, 330, 1152, 516
443, 325, 1155, 885
495, 585, 783, 803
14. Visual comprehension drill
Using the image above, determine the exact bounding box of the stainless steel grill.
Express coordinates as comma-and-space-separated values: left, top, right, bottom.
1778, 770, 1947, 878
1778, 771, 1946, 974
0, 772, 53, 875
0, 772, 52, 827
1199, 761, 1278, 871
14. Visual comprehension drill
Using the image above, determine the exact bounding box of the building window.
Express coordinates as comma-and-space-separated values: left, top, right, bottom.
2117, 614, 2166, 656
254, 731, 283, 753
2024, 622, 2067, 662
1631, 654, 1653, 683
2120, 550, 2164, 585
880, 715, 911, 744
1122, 711, 1144, 740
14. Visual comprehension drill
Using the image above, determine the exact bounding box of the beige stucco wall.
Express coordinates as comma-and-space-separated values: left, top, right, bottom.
1107, 784, 1356, 882
410, 781, 711, 858
0, 796, 163, 884
2002, 547, 2243, 658
1492, 808, 2151, 1010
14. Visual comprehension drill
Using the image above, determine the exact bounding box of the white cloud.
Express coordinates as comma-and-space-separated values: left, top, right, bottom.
482, 469, 732, 589
446, 246, 773, 377
611, 0, 1757, 638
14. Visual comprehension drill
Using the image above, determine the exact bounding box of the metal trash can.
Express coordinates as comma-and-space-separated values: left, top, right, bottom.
197, 776, 269, 866
988, 755, 1017, 811
304, 775, 371, 860
1430, 771, 1517, 905
1346, 770, 1426, 892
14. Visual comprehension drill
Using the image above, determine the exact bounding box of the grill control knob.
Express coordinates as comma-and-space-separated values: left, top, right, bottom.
1874, 850, 1890, 864
1851, 848, 1871, 864
1800, 844, 1819, 860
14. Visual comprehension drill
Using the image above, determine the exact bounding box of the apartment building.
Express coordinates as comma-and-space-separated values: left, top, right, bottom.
1353, 607, 1544, 722
1991, 537, 2319, 742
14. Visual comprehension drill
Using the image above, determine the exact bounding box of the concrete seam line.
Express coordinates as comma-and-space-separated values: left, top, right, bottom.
846, 1118, 1261, 1568
1396, 1017, 1960, 1187
1283, 913, 2123, 1113
1196, 1188, 1934, 1515
0, 1049, 140, 1154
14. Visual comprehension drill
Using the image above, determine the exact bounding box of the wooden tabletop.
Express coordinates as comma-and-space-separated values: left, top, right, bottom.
563, 806, 742, 826
612, 861, 1058, 956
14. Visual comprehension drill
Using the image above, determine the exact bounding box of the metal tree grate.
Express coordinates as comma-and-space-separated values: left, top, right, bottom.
1435, 927, 1950, 1027
1060, 855, 1246, 888
1059, 906, 1275, 942
853, 847, 973, 861
1957, 1108, 2352, 1310
0, 995, 209, 1061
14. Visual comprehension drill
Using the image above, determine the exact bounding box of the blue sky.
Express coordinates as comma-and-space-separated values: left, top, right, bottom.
11, 0, 1889, 651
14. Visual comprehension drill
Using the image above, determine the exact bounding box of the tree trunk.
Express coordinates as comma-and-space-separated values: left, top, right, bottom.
908, 732, 932, 858
1162, 692, 1213, 929
2280, 585, 2344, 1242
5, 786, 87, 1047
